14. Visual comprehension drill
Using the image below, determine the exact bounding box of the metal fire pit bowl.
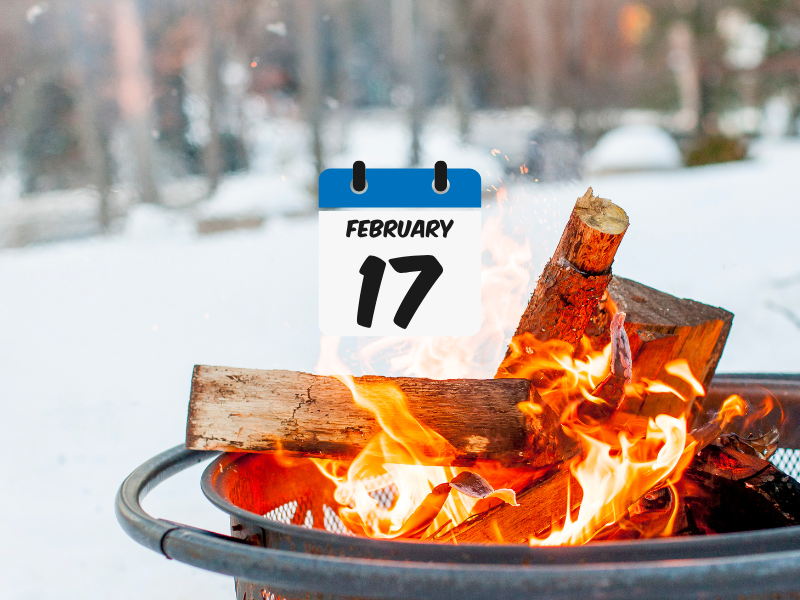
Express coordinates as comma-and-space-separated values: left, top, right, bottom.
117, 374, 800, 600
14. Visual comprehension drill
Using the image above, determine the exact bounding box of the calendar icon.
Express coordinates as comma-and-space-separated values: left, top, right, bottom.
318, 165, 481, 337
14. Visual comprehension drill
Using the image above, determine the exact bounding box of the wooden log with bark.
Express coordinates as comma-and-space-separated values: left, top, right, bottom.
186, 365, 576, 467
503, 187, 629, 356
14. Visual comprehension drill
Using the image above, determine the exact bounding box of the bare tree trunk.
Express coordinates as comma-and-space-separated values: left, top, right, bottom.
668, 21, 701, 132
296, 0, 324, 179
392, 0, 426, 166
114, 0, 159, 205
70, 0, 114, 231
448, 0, 472, 143
75, 85, 113, 231
204, 1, 224, 194
328, 0, 355, 156
525, 0, 554, 112
330, 0, 356, 111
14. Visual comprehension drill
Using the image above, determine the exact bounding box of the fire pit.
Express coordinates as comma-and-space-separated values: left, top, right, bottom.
117, 374, 800, 600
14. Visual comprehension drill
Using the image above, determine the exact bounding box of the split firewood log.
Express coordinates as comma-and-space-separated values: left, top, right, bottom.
186, 365, 575, 467
587, 276, 734, 419
498, 189, 730, 421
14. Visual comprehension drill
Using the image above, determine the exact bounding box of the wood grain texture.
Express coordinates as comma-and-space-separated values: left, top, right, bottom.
555, 187, 629, 274
510, 188, 628, 349
598, 276, 734, 418
466, 271, 732, 543
186, 365, 570, 466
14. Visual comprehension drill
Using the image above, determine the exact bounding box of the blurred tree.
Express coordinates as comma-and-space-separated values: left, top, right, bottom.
0, 0, 799, 240
446, 0, 475, 142
296, 0, 325, 178
525, 0, 555, 114
71, 1, 116, 230
114, 0, 160, 204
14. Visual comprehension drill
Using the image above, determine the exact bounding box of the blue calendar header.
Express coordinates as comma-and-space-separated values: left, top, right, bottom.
319, 168, 481, 208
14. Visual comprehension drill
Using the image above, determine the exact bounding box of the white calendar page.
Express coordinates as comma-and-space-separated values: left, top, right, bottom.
318, 168, 482, 337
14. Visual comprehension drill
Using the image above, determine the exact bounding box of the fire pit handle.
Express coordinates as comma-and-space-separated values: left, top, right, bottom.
115, 445, 235, 555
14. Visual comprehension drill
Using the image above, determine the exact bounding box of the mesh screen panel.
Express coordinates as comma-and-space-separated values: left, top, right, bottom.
262, 500, 297, 524
369, 483, 399, 510
771, 448, 800, 479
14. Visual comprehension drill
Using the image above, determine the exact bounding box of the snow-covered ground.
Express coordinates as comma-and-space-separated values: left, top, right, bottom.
1, 131, 799, 599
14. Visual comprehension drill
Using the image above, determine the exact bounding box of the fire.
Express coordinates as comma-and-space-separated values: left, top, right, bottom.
314, 336, 479, 538
498, 334, 702, 545
310, 189, 753, 545
533, 413, 686, 546
316, 327, 718, 543
311, 192, 532, 539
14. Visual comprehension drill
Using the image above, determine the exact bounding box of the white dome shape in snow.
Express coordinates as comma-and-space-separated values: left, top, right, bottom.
584, 125, 682, 174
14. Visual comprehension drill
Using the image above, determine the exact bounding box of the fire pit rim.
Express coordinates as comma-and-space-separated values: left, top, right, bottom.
200, 373, 800, 565
116, 443, 800, 600
203, 453, 800, 566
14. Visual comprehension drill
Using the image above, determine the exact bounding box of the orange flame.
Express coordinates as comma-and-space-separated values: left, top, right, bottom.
314, 336, 479, 538
717, 394, 748, 426
530, 412, 687, 545
311, 196, 536, 539
316, 328, 711, 543
664, 359, 706, 397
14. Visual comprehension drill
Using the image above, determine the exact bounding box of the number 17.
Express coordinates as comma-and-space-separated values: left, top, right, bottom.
357, 255, 443, 329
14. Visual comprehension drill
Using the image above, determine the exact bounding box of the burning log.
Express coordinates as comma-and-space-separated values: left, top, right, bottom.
503, 187, 628, 355
431, 466, 583, 543
595, 435, 800, 540
435, 410, 744, 544
677, 436, 800, 534
590, 276, 734, 419
186, 365, 574, 466
442, 189, 737, 543
498, 190, 731, 421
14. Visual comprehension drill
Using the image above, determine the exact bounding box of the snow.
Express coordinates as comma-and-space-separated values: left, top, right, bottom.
123, 204, 196, 241
583, 125, 683, 174
0, 219, 321, 599
0, 131, 799, 599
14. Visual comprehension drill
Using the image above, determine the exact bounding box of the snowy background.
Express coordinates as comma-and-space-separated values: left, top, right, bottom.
1, 116, 799, 599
